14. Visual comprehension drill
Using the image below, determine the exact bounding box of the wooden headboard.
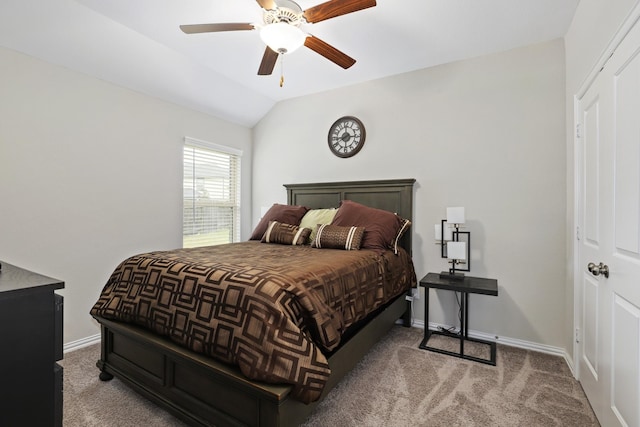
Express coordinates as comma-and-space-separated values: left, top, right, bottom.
284, 179, 416, 255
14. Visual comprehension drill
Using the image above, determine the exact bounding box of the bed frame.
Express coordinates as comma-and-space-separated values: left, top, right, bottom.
94, 178, 416, 427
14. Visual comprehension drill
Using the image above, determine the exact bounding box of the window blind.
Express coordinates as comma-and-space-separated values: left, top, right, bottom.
183, 138, 241, 248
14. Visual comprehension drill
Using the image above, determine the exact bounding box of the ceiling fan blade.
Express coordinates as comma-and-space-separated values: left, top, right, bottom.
304, 36, 356, 69
303, 0, 376, 23
258, 47, 279, 75
180, 23, 255, 34
256, 0, 276, 10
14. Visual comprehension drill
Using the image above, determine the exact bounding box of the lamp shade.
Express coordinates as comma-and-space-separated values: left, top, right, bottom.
434, 223, 453, 241
260, 23, 306, 54
447, 241, 466, 260
446, 207, 465, 224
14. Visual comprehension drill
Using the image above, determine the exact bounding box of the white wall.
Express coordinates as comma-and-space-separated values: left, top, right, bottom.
253, 40, 567, 348
563, 0, 638, 359
0, 46, 252, 344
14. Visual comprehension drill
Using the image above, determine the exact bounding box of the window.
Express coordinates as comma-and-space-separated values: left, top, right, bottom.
183, 138, 241, 248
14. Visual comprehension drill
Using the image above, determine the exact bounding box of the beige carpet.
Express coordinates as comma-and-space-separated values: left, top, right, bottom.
61, 326, 599, 426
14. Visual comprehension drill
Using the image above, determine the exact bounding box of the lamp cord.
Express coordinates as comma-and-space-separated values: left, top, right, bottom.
456, 291, 462, 330
437, 292, 462, 336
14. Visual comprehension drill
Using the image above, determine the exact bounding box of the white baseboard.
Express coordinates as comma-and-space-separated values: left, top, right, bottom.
410, 318, 574, 372
63, 333, 100, 353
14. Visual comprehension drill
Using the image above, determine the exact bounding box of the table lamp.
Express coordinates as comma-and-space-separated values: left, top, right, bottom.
435, 207, 471, 280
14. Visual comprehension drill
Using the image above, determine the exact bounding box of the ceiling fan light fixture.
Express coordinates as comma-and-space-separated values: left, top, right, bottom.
260, 22, 305, 54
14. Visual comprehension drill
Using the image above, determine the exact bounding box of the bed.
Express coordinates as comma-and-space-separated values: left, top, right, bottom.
91, 178, 416, 427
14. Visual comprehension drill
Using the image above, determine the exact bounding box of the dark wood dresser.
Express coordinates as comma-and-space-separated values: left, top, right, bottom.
0, 262, 64, 427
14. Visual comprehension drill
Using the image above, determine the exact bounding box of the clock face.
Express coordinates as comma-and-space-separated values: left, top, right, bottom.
328, 116, 366, 158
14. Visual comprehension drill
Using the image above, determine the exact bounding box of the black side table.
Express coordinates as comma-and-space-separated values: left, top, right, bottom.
419, 272, 498, 365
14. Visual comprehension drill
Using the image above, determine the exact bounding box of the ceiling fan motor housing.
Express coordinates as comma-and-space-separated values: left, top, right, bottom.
264, 0, 303, 26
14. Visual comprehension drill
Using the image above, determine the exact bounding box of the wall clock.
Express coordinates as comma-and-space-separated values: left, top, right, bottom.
328, 116, 366, 158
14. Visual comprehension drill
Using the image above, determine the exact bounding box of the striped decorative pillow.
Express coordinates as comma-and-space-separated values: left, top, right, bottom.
312, 224, 365, 250
261, 221, 311, 246
298, 208, 338, 244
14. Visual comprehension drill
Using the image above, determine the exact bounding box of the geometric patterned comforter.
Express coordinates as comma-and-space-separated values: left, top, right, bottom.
90, 241, 416, 403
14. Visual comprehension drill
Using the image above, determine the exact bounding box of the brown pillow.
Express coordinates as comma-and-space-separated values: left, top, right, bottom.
261, 221, 311, 246
312, 224, 365, 250
331, 200, 405, 252
250, 204, 309, 240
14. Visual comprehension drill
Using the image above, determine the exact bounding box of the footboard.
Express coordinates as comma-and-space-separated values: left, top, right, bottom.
95, 293, 409, 427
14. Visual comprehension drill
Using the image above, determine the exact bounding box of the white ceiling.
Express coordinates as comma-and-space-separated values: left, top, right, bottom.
0, 0, 579, 127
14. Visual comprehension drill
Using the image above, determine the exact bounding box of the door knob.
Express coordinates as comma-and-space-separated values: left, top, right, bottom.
587, 262, 609, 278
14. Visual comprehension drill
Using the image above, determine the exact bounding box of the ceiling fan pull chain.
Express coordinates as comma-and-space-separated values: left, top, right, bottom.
279, 53, 285, 87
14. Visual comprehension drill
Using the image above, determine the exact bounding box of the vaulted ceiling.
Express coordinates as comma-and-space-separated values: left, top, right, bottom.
0, 0, 579, 127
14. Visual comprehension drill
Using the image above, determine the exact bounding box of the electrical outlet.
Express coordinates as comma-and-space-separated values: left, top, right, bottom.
411, 288, 420, 300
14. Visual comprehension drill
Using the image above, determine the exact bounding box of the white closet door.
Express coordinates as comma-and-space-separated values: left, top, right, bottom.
576, 16, 640, 427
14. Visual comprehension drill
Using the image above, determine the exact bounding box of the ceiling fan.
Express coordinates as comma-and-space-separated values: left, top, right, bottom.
180, 0, 376, 78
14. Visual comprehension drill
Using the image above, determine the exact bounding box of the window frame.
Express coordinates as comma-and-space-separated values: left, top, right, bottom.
183, 137, 242, 248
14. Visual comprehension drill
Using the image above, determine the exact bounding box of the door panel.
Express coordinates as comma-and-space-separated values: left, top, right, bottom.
582, 275, 599, 378
611, 294, 640, 427
613, 49, 640, 255
584, 97, 600, 245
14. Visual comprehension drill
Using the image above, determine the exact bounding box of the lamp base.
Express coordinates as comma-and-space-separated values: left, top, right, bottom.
439, 271, 465, 281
